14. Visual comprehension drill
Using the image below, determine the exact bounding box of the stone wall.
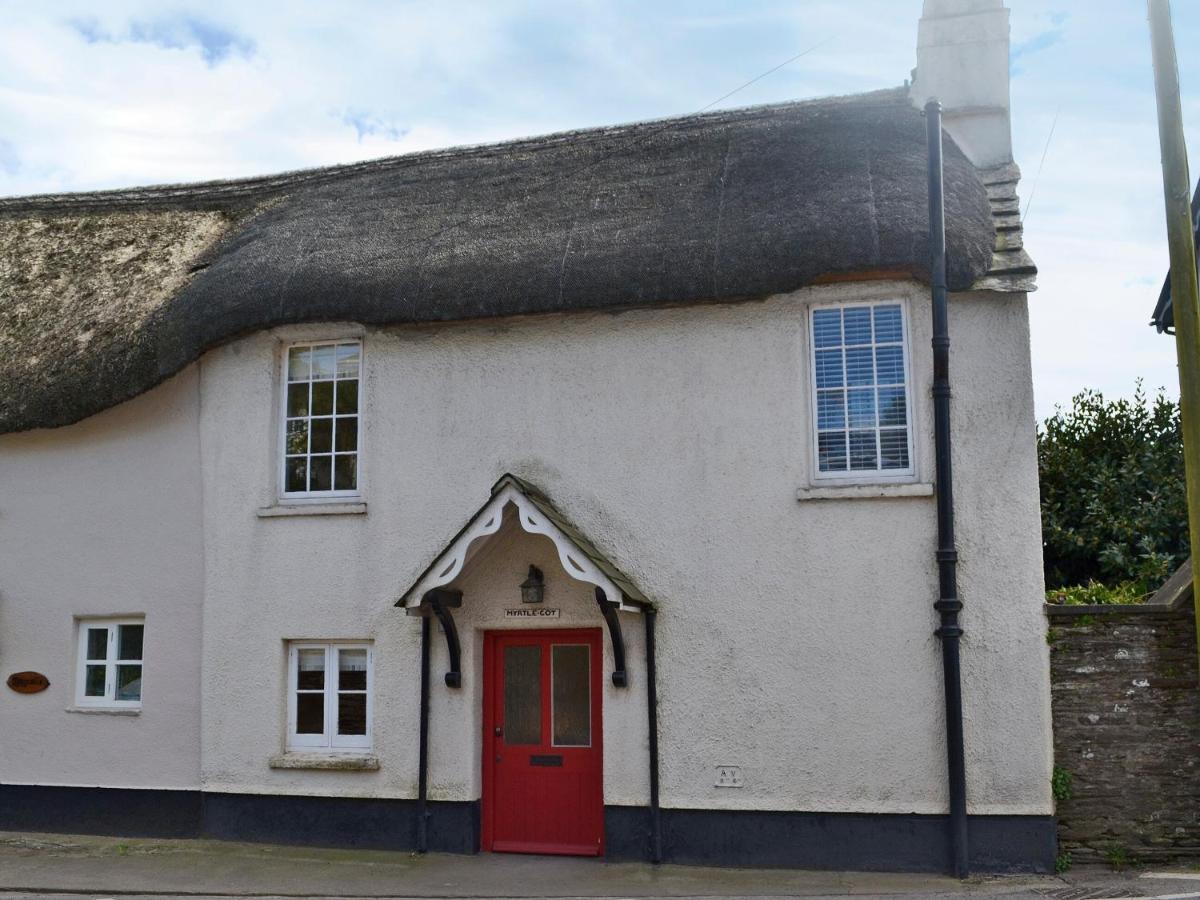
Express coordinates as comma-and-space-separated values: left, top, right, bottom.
1047, 578, 1200, 863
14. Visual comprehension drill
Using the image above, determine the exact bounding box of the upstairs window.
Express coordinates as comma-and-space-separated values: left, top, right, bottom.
282, 341, 361, 497
810, 301, 914, 480
76, 618, 144, 708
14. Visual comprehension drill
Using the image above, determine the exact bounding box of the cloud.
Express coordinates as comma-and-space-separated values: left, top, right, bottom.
0, 140, 19, 177
68, 14, 255, 66
339, 110, 409, 144
1011, 26, 1065, 76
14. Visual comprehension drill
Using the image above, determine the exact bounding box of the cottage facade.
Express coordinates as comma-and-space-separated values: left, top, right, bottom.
0, 0, 1053, 872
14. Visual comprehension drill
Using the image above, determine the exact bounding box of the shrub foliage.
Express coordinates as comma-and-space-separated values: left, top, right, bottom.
1039, 384, 1187, 593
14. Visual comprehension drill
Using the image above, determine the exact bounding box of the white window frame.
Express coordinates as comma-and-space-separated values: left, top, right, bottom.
278, 339, 363, 501
807, 298, 917, 485
286, 642, 373, 752
75, 617, 145, 709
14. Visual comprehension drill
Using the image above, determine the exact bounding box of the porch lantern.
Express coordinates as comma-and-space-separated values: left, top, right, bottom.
520, 565, 544, 604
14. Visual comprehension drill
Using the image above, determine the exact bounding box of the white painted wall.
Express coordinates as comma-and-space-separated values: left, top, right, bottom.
193, 279, 1052, 816
0, 368, 204, 790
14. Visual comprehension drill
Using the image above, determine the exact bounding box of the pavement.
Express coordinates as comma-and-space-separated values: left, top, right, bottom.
0, 832, 1199, 900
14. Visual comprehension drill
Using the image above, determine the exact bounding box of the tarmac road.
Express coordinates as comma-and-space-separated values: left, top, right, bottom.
1, 831, 1199, 900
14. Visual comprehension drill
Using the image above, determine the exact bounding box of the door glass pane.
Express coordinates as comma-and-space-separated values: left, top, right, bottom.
338, 693, 367, 735
85, 664, 106, 697
116, 664, 142, 701
117, 624, 143, 661
503, 645, 541, 745
86, 627, 108, 661
552, 645, 590, 747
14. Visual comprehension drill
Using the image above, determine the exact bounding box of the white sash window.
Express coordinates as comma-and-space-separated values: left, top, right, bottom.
287, 642, 373, 751
281, 340, 362, 497
810, 301, 915, 481
76, 618, 144, 708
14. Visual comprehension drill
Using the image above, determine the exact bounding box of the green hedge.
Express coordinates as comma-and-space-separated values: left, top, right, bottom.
1039, 383, 1187, 597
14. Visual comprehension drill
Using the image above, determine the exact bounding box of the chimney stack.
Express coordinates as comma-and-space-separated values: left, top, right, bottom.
910, 0, 1012, 168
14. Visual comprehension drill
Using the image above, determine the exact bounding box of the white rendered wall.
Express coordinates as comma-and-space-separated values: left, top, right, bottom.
196, 279, 1052, 816
0, 369, 204, 791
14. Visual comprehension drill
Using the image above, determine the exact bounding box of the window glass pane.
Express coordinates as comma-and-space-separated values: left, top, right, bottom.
845, 347, 874, 386
503, 645, 541, 745
336, 380, 358, 414
116, 665, 142, 701
334, 455, 357, 491
287, 382, 309, 417
873, 305, 903, 343
86, 627, 108, 661
311, 381, 334, 416
880, 429, 910, 469
118, 624, 143, 661
875, 346, 905, 385
297, 649, 325, 689
296, 694, 324, 734
312, 345, 336, 380
552, 645, 590, 747
310, 455, 333, 492
310, 418, 333, 453
814, 350, 843, 389
878, 387, 907, 427
812, 309, 842, 348
843, 308, 872, 345
288, 347, 311, 382
286, 420, 308, 455
847, 388, 876, 429
85, 664, 106, 697
818, 432, 847, 472
849, 430, 879, 470
285, 457, 308, 493
334, 417, 357, 452
335, 344, 361, 378
816, 390, 844, 431
338, 693, 367, 736
338, 649, 367, 691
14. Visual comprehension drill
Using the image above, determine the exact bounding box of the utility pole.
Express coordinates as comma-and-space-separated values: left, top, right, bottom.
1148, 0, 1200, 675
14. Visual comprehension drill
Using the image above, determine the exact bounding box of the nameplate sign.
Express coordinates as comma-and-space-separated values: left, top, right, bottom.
7, 672, 50, 694
503, 607, 561, 619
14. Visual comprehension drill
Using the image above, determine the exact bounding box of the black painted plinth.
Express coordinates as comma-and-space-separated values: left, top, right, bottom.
0, 785, 1051, 873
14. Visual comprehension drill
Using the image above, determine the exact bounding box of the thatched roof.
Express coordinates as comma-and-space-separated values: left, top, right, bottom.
0, 87, 1000, 434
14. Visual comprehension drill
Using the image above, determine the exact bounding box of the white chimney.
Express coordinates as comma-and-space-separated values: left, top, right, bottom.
910, 0, 1013, 168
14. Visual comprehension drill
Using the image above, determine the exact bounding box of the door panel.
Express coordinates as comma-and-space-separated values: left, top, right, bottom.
483, 628, 604, 856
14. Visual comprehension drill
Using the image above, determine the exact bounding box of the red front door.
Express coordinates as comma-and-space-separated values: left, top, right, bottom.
482, 628, 604, 856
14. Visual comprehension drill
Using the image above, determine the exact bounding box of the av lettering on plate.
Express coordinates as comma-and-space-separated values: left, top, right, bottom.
503, 608, 561, 619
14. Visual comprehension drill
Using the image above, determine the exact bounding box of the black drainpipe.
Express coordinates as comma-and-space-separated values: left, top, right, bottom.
417, 614, 431, 853
644, 608, 662, 864
925, 98, 969, 879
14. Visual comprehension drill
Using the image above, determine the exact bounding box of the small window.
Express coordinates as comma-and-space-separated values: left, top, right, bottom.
287, 642, 372, 751
76, 618, 144, 708
810, 301, 914, 480
281, 340, 361, 497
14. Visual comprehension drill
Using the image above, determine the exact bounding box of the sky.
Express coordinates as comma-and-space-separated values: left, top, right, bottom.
0, 0, 1194, 419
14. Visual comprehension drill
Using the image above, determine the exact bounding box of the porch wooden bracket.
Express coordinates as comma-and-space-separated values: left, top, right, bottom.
595, 587, 628, 687
425, 588, 463, 688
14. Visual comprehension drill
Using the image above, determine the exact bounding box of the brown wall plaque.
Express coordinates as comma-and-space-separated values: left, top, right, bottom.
6, 671, 50, 694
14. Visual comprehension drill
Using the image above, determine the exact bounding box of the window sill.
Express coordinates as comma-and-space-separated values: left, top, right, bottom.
269, 753, 379, 771
796, 482, 934, 502
65, 706, 141, 716
257, 501, 367, 518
